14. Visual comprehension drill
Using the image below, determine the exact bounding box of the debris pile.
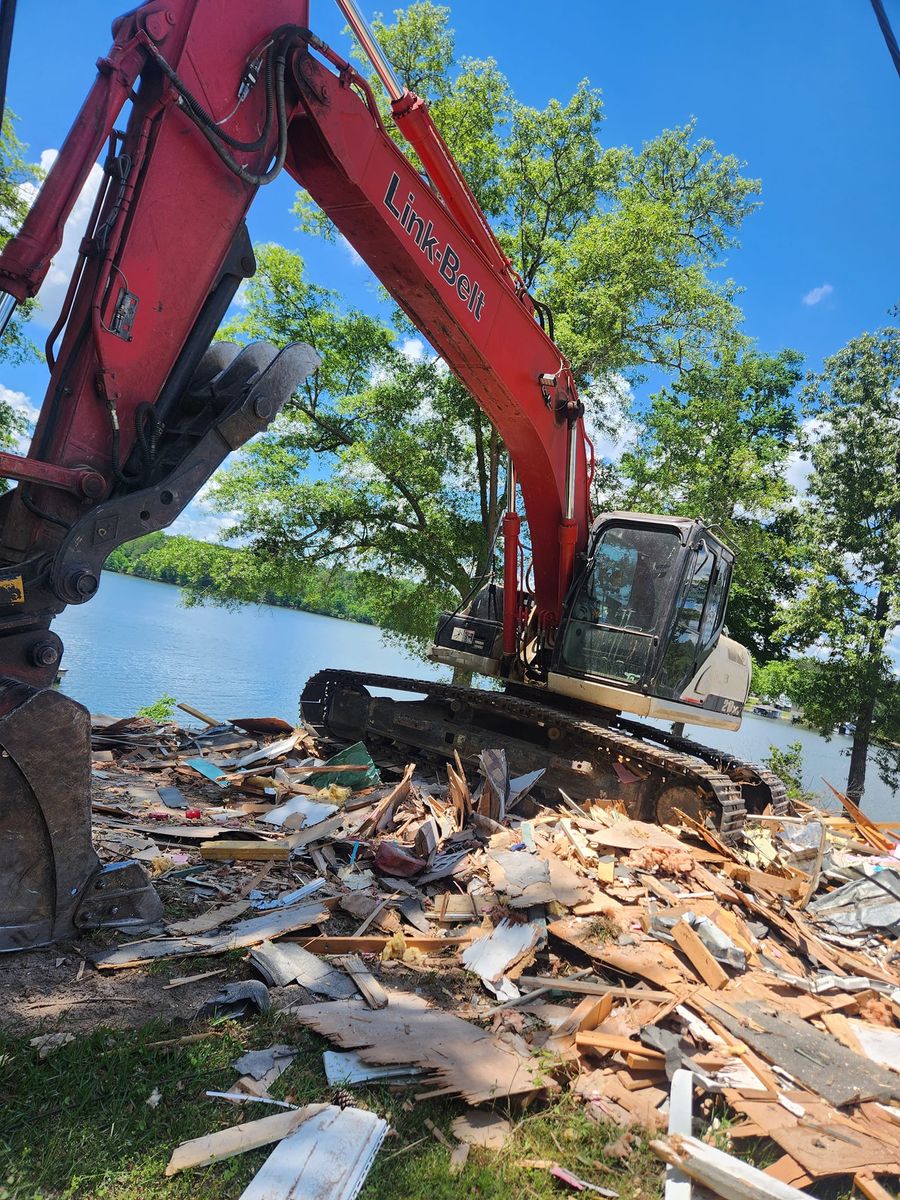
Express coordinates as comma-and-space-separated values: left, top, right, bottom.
85, 705, 900, 1198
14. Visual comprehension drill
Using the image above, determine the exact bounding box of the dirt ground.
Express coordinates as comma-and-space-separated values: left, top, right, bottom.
0, 939, 247, 1034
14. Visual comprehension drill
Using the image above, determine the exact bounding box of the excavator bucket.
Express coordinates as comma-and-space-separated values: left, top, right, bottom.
0, 681, 163, 951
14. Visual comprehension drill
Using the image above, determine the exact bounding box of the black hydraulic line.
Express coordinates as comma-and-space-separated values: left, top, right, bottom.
0, 0, 16, 124
870, 0, 900, 78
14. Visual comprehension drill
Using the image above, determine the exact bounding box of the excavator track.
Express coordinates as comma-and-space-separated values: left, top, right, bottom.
301, 670, 787, 841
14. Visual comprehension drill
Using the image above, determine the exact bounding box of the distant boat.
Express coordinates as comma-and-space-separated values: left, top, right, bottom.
835, 721, 856, 736
752, 704, 778, 718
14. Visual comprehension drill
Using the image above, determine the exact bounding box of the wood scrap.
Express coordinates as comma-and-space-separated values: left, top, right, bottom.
287, 993, 553, 1104
339, 954, 389, 1009
165, 1106, 322, 1175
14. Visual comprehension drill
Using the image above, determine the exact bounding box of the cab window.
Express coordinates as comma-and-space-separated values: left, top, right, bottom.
559, 524, 682, 685
657, 543, 714, 695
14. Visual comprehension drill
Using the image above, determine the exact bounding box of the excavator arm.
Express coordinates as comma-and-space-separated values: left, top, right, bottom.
0, 0, 592, 948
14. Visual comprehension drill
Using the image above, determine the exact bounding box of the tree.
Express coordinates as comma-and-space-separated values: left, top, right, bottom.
0, 111, 42, 464
619, 347, 804, 658
0, 111, 41, 367
214, 243, 493, 648
776, 326, 900, 804
184, 2, 771, 657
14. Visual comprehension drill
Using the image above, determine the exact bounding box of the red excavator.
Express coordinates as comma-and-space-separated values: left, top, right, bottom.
0, 0, 784, 951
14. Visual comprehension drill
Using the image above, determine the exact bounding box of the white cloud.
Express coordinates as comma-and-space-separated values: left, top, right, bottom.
802, 282, 834, 307
0, 383, 39, 452
785, 416, 829, 498
0, 383, 39, 427
400, 336, 425, 361
339, 233, 364, 268
19, 149, 105, 328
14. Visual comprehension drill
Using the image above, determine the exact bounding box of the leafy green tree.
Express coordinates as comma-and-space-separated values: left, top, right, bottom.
620, 348, 803, 658
777, 326, 900, 804
194, 3, 768, 653
0, 111, 42, 469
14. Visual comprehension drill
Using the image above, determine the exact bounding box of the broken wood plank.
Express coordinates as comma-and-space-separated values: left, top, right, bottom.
722, 863, 806, 900
574, 1031, 666, 1061
289, 993, 551, 1104
340, 954, 389, 1009
672, 918, 729, 990
200, 840, 290, 862
165, 1106, 321, 1176
295, 935, 468, 954
854, 1175, 899, 1200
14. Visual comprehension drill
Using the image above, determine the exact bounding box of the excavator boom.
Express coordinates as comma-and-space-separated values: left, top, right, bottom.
0, 1, 766, 949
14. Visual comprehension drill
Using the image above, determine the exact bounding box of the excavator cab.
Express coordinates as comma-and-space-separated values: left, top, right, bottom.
549, 513, 750, 730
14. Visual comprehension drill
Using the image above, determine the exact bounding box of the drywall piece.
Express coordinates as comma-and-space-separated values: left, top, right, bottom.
651, 1133, 811, 1200
323, 1050, 424, 1087
238, 1104, 387, 1200
487, 850, 554, 906
665, 1070, 693, 1200
249, 940, 356, 997
709, 1001, 900, 1107
461, 918, 539, 985
93, 900, 329, 968
288, 993, 551, 1104
165, 1106, 323, 1176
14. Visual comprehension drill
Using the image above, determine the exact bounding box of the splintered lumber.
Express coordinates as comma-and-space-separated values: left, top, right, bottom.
339, 954, 389, 1009
672, 918, 729, 990
296, 935, 468, 954
574, 1031, 666, 1062
651, 1133, 811, 1200
722, 863, 805, 900
92, 901, 329, 969
165, 1106, 322, 1175
287, 992, 552, 1104
200, 839, 290, 862
854, 1175, 899, 1200
824, 779, 897, 851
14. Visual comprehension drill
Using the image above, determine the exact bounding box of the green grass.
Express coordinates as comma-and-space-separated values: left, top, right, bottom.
0, 1012, 665, 1200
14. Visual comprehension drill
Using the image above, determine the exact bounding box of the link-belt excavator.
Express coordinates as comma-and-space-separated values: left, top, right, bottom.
0, 0, 785, 951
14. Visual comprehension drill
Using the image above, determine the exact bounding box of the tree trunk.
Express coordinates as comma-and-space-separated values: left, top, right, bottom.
451, 666, 474, 689
670, 721, 686, 738
846, 580, 891, 807
846, 694, 875, 805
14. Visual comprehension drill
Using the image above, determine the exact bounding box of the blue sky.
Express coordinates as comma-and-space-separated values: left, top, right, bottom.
2, 0, 898, 539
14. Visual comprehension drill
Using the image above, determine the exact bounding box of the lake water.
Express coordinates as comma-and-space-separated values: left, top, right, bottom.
55, 571, 896, 821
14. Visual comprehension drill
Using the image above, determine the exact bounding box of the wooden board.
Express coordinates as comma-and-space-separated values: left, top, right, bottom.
672, 919, 729, 990
165, 1106, 322, 1175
